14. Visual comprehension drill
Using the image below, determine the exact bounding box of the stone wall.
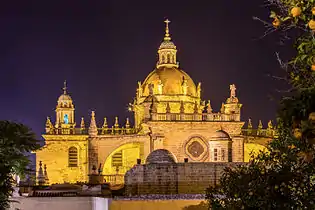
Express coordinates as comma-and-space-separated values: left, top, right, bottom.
147, 121, 245, 163
110, 200, 207, 210
9, 196, 110, 210
36, 135, 89, 184
125, 162, 243, 195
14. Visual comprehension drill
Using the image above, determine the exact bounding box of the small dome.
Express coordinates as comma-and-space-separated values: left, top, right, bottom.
57, 93, 73, 107
211, 130, 230, 139
146, 149, 175, 164
58, 94, 72, 102
159, 40, 176, 50
142, 67, 197, 96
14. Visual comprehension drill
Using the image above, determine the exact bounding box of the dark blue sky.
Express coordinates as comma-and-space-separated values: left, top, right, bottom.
0, 0, 292, 139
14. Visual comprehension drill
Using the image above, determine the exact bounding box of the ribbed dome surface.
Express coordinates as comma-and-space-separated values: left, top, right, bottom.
142, 67, 196, 96
159, 40, 176, 49
58, 94, 72, 102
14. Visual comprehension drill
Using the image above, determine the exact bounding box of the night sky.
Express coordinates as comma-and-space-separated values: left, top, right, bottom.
1, 0, 293, 139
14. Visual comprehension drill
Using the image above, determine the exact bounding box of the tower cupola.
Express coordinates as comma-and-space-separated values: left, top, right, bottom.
157, 19, 178, 68
55, 81, 75, 128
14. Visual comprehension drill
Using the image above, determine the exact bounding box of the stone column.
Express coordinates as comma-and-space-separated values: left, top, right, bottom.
88, 137, 99, 175
231, 137, 244, 162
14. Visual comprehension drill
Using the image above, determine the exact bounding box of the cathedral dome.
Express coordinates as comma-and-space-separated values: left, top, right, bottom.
142, 67, 197, 96
146, 149, 176, 164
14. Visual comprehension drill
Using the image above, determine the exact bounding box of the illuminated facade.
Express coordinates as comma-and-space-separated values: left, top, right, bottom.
36, 20, 271, 185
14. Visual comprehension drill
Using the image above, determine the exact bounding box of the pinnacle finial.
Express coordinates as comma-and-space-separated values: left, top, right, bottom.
63, 80, 67, 94
206, 100, 213, 113
114, 116, 119, 128
80, 117, 85, 129
258, 120, 263, 129
125, 118, 130, 128
102, 117, 108, 128
46, 117, 52, 126
89, 111, 98, 136
44, 164, 49, 184
37, 161, 45, 185
248, 118, 253, 129
164, 19, 171, 41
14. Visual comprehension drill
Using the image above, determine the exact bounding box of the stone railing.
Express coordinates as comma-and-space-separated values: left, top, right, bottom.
241, 128, 276, 138
45, 127, 139, 135
97, 127, 139, 135
104, 174, 124, 185
150, 112, 240, 122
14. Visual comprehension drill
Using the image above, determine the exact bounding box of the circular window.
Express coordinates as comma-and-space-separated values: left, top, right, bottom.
185, 136, 208, 161
187, 141, 204, 158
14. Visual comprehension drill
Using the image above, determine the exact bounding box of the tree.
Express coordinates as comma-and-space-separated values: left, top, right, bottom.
207, 0, 315, 209
0, 121, 39, 209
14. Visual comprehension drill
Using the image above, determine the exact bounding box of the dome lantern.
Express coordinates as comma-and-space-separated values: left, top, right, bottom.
157, 19, 179, 69
55, 80, 75, 128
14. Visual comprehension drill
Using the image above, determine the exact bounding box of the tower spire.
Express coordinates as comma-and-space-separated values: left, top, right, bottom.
89, 111, 98, 136
164, 19, 171, 41
63, 80, 67, 94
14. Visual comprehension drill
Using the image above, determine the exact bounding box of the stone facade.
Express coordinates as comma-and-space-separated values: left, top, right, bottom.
125, 158, 243, 195
35, 20, 271, 185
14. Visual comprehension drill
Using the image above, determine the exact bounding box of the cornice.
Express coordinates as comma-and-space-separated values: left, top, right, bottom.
42, 134, 88, 141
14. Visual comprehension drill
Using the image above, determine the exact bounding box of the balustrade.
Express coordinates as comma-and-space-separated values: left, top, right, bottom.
103, 174, 124, 184
150, 113, 240, 122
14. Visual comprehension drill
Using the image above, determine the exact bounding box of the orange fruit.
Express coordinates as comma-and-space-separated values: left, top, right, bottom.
291, 7, 302, 17
272, 18, 281, 27
308, 20, 315, 30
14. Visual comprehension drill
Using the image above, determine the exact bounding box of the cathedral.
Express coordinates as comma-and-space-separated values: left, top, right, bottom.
36, 20, 270, 185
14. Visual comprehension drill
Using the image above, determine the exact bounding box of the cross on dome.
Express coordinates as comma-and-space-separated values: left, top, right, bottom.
63, 80, 67, 94
164, 19, 171, 41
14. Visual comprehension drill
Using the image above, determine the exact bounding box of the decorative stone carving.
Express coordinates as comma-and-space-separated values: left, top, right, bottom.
185, 136, 208, 161
197, 82, 201, 98
230, 84, 236, 98
157, 79, 163, 94
188, 141, 204, 158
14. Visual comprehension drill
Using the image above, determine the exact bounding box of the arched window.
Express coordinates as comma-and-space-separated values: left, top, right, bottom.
68, 147, 78, 167
64, 114, 69, 124
112, 151, 123, 168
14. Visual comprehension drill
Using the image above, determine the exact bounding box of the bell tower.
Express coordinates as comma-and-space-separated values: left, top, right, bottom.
55, 81, 75, 128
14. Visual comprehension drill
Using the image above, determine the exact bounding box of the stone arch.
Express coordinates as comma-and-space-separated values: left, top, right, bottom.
244, 143, 268, 162
167, 53, 171, 63
162, 54, 166, 63
102, 142, 142, 182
